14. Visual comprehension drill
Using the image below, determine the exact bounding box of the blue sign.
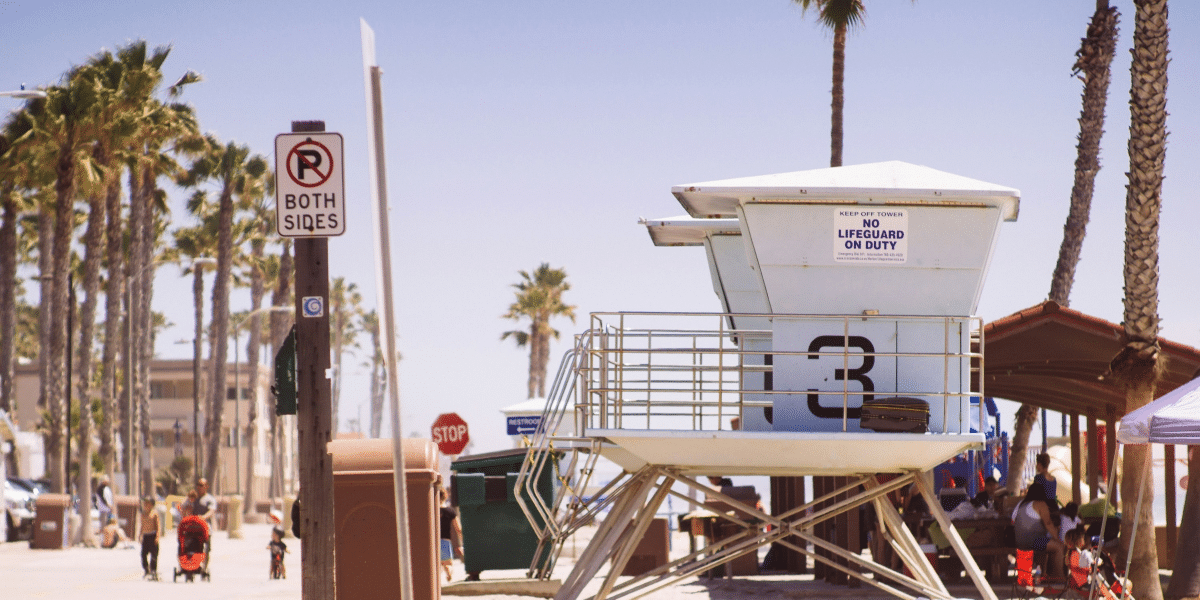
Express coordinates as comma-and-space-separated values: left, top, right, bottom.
507, 415, 542, 436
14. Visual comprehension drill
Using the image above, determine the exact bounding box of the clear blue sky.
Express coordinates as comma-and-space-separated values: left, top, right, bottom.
3, 1, 1199, 455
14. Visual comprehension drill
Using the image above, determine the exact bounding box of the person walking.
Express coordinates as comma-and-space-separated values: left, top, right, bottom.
140, 497, 161, 580
192, 479, 217, 570
438, 488, 463, 583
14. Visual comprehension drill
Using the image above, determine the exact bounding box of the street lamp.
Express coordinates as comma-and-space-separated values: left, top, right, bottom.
0, 88, 47, 99
230, 305, 292, 496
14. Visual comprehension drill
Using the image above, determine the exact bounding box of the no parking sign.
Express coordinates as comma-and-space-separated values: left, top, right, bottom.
275, 132, 346, 237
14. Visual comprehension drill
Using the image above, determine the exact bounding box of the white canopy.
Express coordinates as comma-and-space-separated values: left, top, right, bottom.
1117, 377, 1200, 444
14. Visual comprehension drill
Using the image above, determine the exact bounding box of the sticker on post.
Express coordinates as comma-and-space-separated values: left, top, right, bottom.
302, 296, 324, 318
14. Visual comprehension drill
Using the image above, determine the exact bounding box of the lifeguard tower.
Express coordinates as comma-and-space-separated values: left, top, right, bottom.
516, 161, 1019, 600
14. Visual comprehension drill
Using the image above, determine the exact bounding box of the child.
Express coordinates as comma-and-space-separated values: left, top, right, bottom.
268, 526, 289, 579
1059, 502, 1081, 541
140, 497, 160, 580
101, 516, 132, 549
1066, 527, 1119, 600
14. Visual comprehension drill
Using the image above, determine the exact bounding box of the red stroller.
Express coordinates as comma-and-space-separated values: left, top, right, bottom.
174, 515, 211, 582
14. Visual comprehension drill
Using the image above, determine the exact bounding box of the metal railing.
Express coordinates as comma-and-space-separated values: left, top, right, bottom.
576, 311, 984, 435
515, 310, 986, 579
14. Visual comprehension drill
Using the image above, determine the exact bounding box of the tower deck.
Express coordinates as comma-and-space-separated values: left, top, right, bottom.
586, 430, 983, 477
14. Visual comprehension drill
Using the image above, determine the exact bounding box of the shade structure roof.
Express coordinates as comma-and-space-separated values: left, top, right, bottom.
672, 161, 1021, 221
979, 301, 1200, 418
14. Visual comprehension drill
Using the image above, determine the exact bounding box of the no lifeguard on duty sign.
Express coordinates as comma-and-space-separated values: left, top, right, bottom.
275, 132, 345, 237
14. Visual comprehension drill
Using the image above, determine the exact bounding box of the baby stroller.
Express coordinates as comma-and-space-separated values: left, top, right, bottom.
174, 515, 211, 582
1067, 544, 1130, 600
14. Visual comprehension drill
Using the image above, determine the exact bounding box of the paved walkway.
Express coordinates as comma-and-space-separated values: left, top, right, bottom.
0, 522, 300, 600
2, 521, 1020, 600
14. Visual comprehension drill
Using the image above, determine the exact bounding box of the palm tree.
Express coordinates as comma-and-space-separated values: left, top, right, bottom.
1008, 1, 1123, 499
240, 189, 278, 513
266, 243, 293, 499
87, 41, 182, 482
172, 215, 219, 475
23, 70, 104, 493
0, 114, 46, 418
792, 0, 867, 167
123, 54, 201, 497
1170, 445, 1200, 599
361, 309, 385, 438
502, 264, 576, 399
181, 135, 268, 488
1111, 0, 1168, 597
1048, 1, 1120, 306
330, 277, 363, 433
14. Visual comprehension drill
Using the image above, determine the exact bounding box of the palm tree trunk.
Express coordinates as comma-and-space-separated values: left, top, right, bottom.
243, 250, 264, 513
136, 166, 157, 498
526, 324, 539, 399
74, 190, 106, 547
1115, 0, 1169, 597
37, 203, 53, 442
268, 240, 292, 500
125, 165, 143, 493
332, 303, 343, 435
1049, 2, 1119, 305
0, 182, 16, 416
537, 327, 552, 399
99, 178, 123, 480
192, 262, 205, 477
47, 139, 77, 494
1166, 445, 1200, 599
1006, 403, 1039, 495
205, 185, 234, 489
829, 20, 847, 168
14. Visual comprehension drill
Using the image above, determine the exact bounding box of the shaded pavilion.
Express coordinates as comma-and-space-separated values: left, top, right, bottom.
979, 300, 1200, 553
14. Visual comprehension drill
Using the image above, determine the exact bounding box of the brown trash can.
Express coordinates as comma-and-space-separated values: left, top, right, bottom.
621, 517, 671, 576
114, 495, 140, 539
31, 494, 71, 550
330, 438, 441, 600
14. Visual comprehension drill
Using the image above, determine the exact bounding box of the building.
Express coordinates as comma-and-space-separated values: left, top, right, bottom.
10, 358, 296, 499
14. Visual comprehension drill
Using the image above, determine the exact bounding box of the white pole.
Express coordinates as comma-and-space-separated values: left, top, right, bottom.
361, 18, 414, 600
1119, 446, 1152, 600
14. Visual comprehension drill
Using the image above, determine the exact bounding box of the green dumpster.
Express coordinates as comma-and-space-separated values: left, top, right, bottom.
450, 448, 558, 577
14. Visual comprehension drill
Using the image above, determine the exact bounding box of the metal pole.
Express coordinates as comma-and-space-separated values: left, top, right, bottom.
362, 20, 414, 600
126, 277, 134, 495
65, 273, 73, 493
234, 327, 240, 495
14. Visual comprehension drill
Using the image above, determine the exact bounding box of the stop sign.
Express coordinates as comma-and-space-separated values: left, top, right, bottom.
431, 413, 470, 455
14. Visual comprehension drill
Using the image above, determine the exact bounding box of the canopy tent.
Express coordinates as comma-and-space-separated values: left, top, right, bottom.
1118, 376, 1200, 445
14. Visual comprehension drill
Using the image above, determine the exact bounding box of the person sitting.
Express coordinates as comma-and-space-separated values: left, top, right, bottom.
971, 476, 1009, 511
1032, 453, 1058, 505
1012, 483, 1065, 580
1059, 502, 1081, 541
101, 516, 131, 549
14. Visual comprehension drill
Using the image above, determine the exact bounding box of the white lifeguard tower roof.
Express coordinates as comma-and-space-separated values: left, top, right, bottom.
672, 161, 1020, 221
641, 216, 740, 247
